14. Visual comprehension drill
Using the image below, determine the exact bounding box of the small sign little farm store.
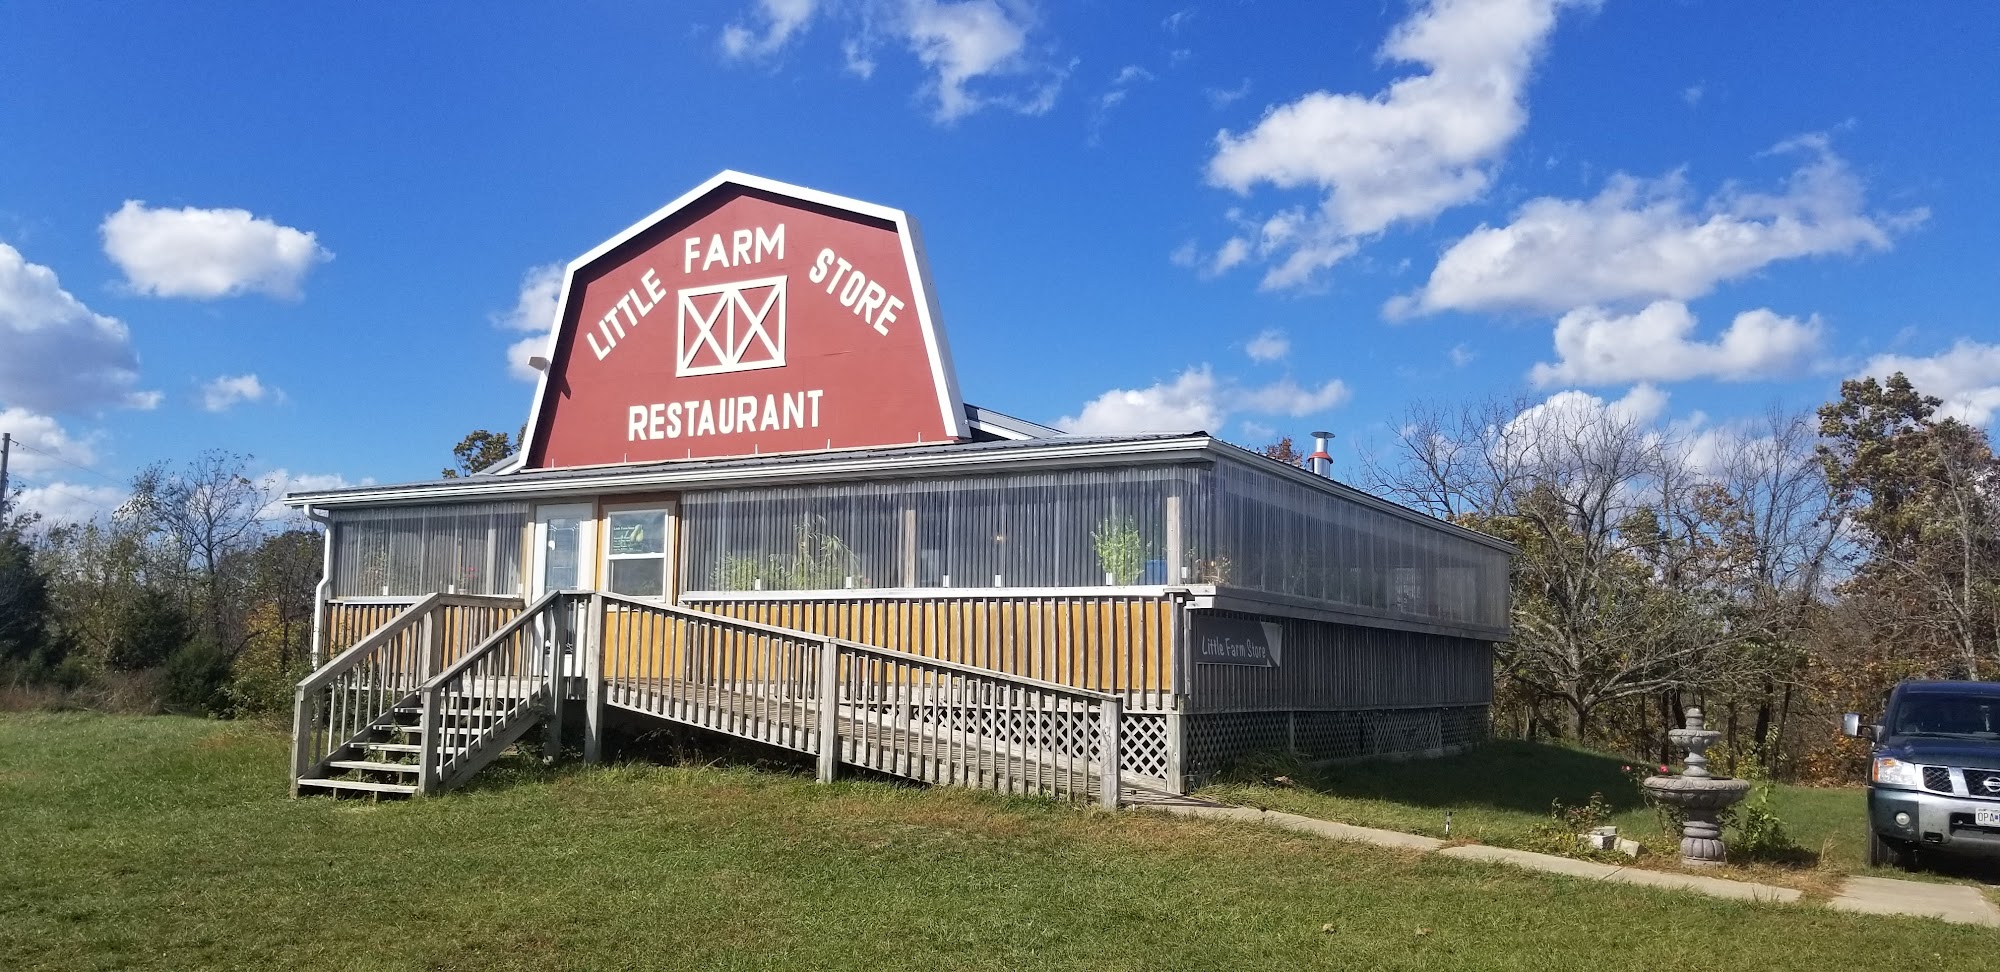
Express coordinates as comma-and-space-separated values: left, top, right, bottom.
1192, 615, 1282, 667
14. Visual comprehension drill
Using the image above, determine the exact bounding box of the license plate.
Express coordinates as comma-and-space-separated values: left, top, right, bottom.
1978, 808, 2000, 828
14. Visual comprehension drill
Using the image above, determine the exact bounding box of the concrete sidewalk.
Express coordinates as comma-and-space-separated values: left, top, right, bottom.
1830, 875, 2000, 927
1131, 795, 2000, 927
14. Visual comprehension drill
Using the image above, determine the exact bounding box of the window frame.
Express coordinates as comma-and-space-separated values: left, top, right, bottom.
601, 501, 676, 601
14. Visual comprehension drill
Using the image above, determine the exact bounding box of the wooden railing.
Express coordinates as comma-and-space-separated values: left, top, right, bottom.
291, 594, 523, 790
598, 593, 1123, 807
685, 590, 1175, 710
418, 591, 585, 793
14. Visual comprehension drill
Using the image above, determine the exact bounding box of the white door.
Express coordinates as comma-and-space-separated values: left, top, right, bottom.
532, 504, 595, 679
532, 503, 596, 598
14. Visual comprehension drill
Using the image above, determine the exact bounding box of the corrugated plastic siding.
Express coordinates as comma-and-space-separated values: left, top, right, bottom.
330, 502, 528, 597
1183, 610, 1493, 713
680, 466, 1203, 591
1194, 459, 1509, 631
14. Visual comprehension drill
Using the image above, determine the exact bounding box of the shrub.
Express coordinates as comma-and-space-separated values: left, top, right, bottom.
1523, 792, 1614, 856
161, 641, 232, 715
105, 589, 191, 672
1727, 786, 1802, 863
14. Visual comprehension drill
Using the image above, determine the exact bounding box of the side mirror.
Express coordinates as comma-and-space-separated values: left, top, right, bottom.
1842, 713, 1878, 740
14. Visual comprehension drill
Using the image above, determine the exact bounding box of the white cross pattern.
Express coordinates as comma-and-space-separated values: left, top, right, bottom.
676, 275, 787, 377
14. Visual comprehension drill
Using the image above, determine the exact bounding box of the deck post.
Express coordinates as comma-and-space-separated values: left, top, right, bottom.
289, 686, 315, 796
1098, 696, 1123, 810
417, 682, 442, 795
583, 592, 606, 764
542, 598, 564, 763
420, 610, 444, 683
816, 639, 840, 783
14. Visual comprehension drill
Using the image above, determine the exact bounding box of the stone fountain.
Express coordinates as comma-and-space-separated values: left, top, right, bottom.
1641, 707, 1750, 867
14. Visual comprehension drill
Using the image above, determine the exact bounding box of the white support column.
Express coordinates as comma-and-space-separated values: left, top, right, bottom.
1098, 697, 1123, 810
583, 593, 606, 763
816, 638, 840, 783
418, 683, 443, 795
542, 600, 564, 764
1165, 493, 1183, 584
420, 611, 444, 684
289, 686, 315, 797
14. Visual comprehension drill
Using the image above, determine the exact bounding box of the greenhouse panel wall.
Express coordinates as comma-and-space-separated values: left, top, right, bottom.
1198, 459, 1509, 631
680, 466, 1203, 592
330, 502, 529, 597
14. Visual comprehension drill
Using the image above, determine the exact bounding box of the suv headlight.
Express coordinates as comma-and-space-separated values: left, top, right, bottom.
1872, 757, 1924, 787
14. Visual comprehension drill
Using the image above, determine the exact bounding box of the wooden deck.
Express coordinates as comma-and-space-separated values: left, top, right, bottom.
296, 591, 1136, 806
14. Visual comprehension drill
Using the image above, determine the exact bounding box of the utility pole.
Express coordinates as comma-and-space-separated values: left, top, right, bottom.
0, 432, 11, 519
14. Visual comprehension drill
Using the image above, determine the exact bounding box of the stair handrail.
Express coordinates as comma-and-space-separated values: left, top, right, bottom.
418, 589, 567, 691
297, 592, 443, 695
414, 589, 577, 793
290, 592, 446, 791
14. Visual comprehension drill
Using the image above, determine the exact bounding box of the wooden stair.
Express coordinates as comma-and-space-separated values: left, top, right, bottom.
295, 687, 539, 799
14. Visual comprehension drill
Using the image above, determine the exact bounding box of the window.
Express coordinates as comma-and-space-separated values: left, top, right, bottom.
605, 507, 671, 598
332, 502, 527, 597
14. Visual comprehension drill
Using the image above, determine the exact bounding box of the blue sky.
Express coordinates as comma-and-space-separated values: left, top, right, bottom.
3, 1, 1997, 523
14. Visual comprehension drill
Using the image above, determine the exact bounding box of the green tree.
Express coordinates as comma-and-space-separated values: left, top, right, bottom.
104, 588, 191, 672
0, 525, 61, 677
443, 429, 517, 478
1818, 374, 2000, 679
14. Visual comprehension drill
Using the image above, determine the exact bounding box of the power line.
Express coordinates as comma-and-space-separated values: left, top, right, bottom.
7, 473, 124, 520
6, 439, 129, 488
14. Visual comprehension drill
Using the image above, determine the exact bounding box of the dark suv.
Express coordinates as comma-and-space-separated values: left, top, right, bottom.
1845, 680, 2000, 869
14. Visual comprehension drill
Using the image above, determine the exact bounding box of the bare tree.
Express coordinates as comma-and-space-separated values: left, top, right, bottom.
1368, 394, 1772, 740
122, 451, 271, 654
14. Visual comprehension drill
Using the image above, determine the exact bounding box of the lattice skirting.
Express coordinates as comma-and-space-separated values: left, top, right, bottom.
1182, 705, 1488, 788
890, 704, 1175, 789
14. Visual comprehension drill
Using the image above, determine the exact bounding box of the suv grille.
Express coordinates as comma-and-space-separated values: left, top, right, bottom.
1924, 766, 1954, 792
1965, 769, 2000, 798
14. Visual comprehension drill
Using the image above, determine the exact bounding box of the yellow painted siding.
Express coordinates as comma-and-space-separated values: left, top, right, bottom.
679, 594, 1175, 702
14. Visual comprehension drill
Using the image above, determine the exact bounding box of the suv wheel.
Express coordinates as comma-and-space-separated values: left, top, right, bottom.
1868, 831, 1913, 871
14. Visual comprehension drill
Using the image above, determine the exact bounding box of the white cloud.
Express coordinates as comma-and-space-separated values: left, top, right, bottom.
0, 242, 153, 414
199, 373, 279, 412
0, 407, 99, 475
1509, 383, 1671, 443
1245, 329, 1290, 363
1682, 83, 1705, 107
728, 1, 1067, 122
903, 0, 1063, 122
1059, 366, 1226, 434
1394, 139, 1918, 316
1205, 78, 1251, 109
101, 200, 332, 299
1162, 7, 1195, 33
494, 263, 564, 382
13, 481, 125, 528
1859, 341, 2000, 427
1090, 64, 1155, 142
257, 468, 375, 523
1236, 376, 1351, 415
1056, 364, 1349, 435
1528, 301, 1822, 387
1202, 0, 1583, 290
722, 0, 821, 58
1238, 420, 1277, 442
1448, 343, 1476, 367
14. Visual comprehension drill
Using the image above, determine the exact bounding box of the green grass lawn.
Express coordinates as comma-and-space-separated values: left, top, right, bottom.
1197, 739, 1989, 885
3, 715, 1996, 972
